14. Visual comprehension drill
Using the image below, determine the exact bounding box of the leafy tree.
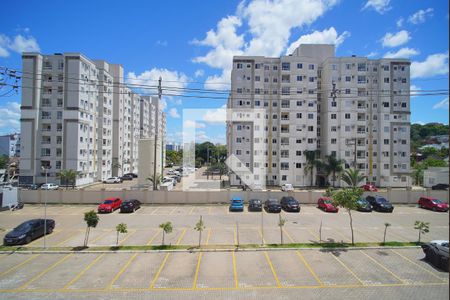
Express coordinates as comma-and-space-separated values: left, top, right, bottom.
278, 215, 286, 245
115, 223, 128, 246
323, 155, 344, 187
83, 210, 99, 247
414, 221, 430, 243
422, 157, 448, 168
159, 222, 173, 246
323, 187, 335, 198
341, 168, 366, 188
412, 165, 425, 186
0, 155, 8, 169
383, 223, 391, 244
215, 162, 228, 180
304, 150, 321, 187
58, 169, 79, 189
332, 188, 363, 245
194, 216, 206, 247
147, 174, 163, 190
166, 150, 183, 166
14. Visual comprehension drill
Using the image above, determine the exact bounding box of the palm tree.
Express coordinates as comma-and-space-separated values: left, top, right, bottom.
323, 155, 344, 187
278, 215, 286, 245
194, 216, 206, 247
159, 222, 173, 246
304, 150, 321, 187
340, 168, 366, 188
147, 174, 163, 190
58, 169, 79, 189
414, 221, 430, 243
115, 223, 128, 246
383, 222, 391, 244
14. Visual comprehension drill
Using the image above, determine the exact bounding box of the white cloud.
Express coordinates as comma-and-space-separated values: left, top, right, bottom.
396, 17, 404, 28
433, 97, 449, 110
366, 51, 378, 58
408, 8, 434, 24
184, 120, 206, 128
204, 70, 232, 91
286, 27, 350, 55
155, 40, 168, 46
411, 52, 449, 78
0, 35, 10, 57
0, 102, 21, 134
127, 68, 189, 96
8, 34, 40, 53
194, 69, 204, 77
363, 0, 391, 14
168, 108, 180, 118
381, 30, 410, 47
383, 47, 419, 59
202, 105, 227, 124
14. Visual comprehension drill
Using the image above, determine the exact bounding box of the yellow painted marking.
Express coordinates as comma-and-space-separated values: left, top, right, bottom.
387, 230, 410, 242
169, 207, 177, 215
0, 254, 39, 277
107, 253, 138, 289
390, 249, 447, 282
119, 229, 137, 245
234, 227, 237, 245
151, 207, 160, 215
354, 228, 379, 242
330, 253, 364, 285
54, 231, 80, 247
148, 253, 170, 289
146, 230, 160, 246
264, 252, 281, 287
296, 251, 323, 286
205, 228, 212, 245
188, 207, 195, 215
283, 228, 296, 243
359, 251, 405, 283
334, 229, 351, 243
192, 252, 203, 289
63, 254, 105, 289
17, 254, 74, 290
90, 229, 113, 244
257, 228, 266, 244
176, 228, 187, 245
307, 228, 320, 241
27, 230, 62, 247
208, 207, 212, 215
232, 251, 238, 288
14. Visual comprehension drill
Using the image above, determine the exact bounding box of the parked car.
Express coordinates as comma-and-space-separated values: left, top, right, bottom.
281, 183, 294, 192
120, 199, 141, 213
362, 183, 378, 192
41, 183, 59, 190
124, 173, 138, 178
98, 198, 122, 213
418, 197, 449, 212
280, 196, 300, 212
264, 199, 281, 213
3, 219, 55, 245
229, 197, 244, 212
356, 198, 373, 212
103, 177, 122, 184
421, 240, 449, 271
366, 195, 394, 212
248, 199, 262, 212
121, 174, 133, 181
317, 197, 338, 212
431, 183, 449, 190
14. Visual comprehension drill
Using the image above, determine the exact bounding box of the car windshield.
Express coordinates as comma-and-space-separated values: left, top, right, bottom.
268, 199, 278, 204
358, 199, 368, 204
15, 222, 32, 231
323, 199, 333, 204
287, 199, 297, 203
432, 199, 443, 204
376, 198, 388, 203
104, 200, 113, 204
251, 200, 261, 204
232, 199, 242, 203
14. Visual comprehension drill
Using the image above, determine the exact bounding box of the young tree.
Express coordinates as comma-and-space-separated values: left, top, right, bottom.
83, 210, 99, 247
115, 223, 128, 246
194, 216, 206, 247
332, 188, 363, 245
340, 168, 366, 188
414, 221, 430, 243
278, 215, 286, 245
304, 150, 321, 187
58, 169, 78, 190
159, 222, 173, 246
147, 174, 163, 190
383, 223, 391, 244
323, 155, 344, 187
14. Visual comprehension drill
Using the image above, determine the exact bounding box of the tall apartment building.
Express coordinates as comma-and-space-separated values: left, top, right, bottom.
227, 44, 410, 188
19, 52, 165, 186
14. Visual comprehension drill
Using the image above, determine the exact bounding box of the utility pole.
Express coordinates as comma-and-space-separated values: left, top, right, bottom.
153, 77, 161, 190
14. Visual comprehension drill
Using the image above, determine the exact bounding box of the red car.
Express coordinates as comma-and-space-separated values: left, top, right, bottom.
98, 198, 122, 213
362, 183, 378, 192
418, 197, 449, 212
317, 197, 339, 212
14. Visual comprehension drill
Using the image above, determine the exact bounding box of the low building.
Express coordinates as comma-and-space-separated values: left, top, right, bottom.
423, 167, 449, 188
0, 133, 20, 157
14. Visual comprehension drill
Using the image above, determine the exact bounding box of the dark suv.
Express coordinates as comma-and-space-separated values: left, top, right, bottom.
120, 199, 141, 213
264, 199, 281, 213
248, 199, 262, 212
280, 196, 300, 212
366, 195, 394, 212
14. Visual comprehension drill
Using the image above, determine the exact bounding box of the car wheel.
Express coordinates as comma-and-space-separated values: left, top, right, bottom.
133, 207, 136, 213
25, 236, 32, 244
48, 227, 53, 234
432, 207, 437, 212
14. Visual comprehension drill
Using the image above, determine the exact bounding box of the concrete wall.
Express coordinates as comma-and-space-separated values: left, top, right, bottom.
18, 188, 449, 205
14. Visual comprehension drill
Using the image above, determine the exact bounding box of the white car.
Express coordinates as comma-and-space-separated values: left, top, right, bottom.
41, 183, 59, 190
103, 177, 122, 184
281, 183, 294, 192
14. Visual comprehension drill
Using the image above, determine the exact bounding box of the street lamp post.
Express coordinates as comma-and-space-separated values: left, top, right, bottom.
41, 166, 48, 249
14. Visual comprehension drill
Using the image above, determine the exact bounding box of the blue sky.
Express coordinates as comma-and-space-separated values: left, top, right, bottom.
0, 0, 448, 143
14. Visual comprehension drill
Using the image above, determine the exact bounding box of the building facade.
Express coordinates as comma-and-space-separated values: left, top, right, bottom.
19, 52, 165, 186
0, 133, 20, 157
227, 44, 411, 188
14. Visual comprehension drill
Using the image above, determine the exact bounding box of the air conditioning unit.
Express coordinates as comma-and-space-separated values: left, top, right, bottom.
302, 137, 306, 140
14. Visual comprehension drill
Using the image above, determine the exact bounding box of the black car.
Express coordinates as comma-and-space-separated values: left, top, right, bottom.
248, 199, 262, 212
356, 198, 373, 212
264, 199, 281, 213
121, 174, 134, 181
280, 196, 300, 212
432, 183, 449, 190
124, 173, 138, 178
3, 219, 55, 245
120, 199, 141, 213
366, 195, 394, 212
421, 240, 449, 271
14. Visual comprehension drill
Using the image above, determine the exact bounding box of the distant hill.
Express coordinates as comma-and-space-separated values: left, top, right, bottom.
411, 123, 449, 152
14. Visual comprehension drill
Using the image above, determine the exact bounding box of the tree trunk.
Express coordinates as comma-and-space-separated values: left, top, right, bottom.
310, 169, 314, 187
280, 227, 283, 245
199, 230, 202, 247
162, 231, 165, 246
348, 210, 354, 245
332, 171, 336, 187
116, 231, 119, 246
84, 227, 90, 247
418, 231, 421, 243
383, 227, 387, 244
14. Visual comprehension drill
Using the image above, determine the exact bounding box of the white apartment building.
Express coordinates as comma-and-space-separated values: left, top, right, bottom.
227, 44, 410, 188
19, 52, 165, 186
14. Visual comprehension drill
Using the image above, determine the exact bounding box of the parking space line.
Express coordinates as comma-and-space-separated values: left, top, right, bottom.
188, 207, 195, 215
119, 229, 137, 245
295, 251, 323, 286
150, 207, 160, 215
192, 252, 203, 289
390, 249, 447, 282
387, 230, 410, 242
54, 231, 80, 247
148, 253, 170, 289
257, 228, 266, 244
27, 230, 63, 247
359, 251, 405, 284
234, 227, 237, 245
264, 252, 281, 287
176, 228, 187, 245
354, 228, 379, 242
63, 254, 105, 289
146, 230, 160, 245
169, 207, 177, 215
334, 229, 351, 243
283, 228, 296, 243
90, 229, 113, 244
205, 228, 212, 245
208, 207, 212, 215
17, 253, 74, 290
307, 228, 320, 241
107, 253, 138, 289
330, 253, 365, 285
0, 254, 40, 277
232, 251, 238, 288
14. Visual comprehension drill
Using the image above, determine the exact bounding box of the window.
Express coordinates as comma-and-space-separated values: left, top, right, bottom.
345, 126, 351, 132
331, 126, 337, 132
273, 65, 278, 70
57, 98, 63, 107
296, 75, 303, 81
236, 138, 242, 143
57, 111, 63, 119
282, 62, 290, 70
296, 151, 302, 156
357, 75, 366, 84
280, 162, 289, 170
384, 139, 389, 145
307, 138, 314, 144
357, 63, 366, 71
345, 113, 351, 119
309, 77, 315, 82
296, 139, 302, 144
255, 63, 261, 69
308, 126, 314, 132
308, 113, 314, 119
331, 101, 337, 107
384, 77, 390, 83
41, 148, 51, 156
41, 111, 51, 119
281, 87, 290, 95
296, 101, 302, 107
384, 164, 389, 169
331, 138, 337, 144
308, 101, 314, 107
236, 150, 242, 155
345, 76, 351, 82
236, 63, 243, 69
331, 114, 337, 119
345, 89, 351, 94
297, 63, 303, 69
255, 76, 260, 81
296, 163, 302, 168
308, 64, 314, 70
